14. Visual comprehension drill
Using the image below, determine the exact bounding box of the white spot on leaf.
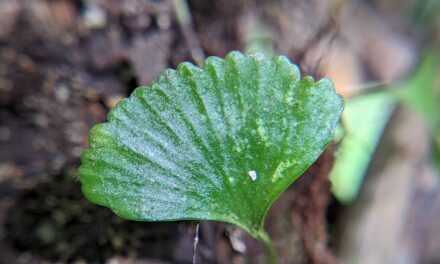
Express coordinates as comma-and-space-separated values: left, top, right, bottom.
248, 170, 257, 181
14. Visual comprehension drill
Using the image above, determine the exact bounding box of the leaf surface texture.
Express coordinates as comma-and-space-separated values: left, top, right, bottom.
78, 52, 344, 235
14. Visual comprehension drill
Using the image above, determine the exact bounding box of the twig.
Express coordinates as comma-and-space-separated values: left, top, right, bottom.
344, 81, 395, 98
171, 0, 205, 66
192, 222, 200, 264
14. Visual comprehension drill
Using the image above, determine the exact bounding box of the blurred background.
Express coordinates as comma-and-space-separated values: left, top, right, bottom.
0, 0, 439, 263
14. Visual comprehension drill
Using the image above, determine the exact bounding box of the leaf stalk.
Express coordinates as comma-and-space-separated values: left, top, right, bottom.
255, 229, 278, 264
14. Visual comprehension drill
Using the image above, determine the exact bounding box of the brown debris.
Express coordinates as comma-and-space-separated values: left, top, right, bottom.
46, 0, 78, 27
264, 147, 341, 264
339, 0, 417, 82
0, 0, 21, 41
126, 31, 172, 85
289, 147, 341, 264
0, 0, 431, 262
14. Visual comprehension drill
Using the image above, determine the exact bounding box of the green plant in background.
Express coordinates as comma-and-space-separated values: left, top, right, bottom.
77, 51, 343, 262
330, 91, 396, 203
330, 50, 440, 203
397, 50, 440, 170
328, 0, 440, 204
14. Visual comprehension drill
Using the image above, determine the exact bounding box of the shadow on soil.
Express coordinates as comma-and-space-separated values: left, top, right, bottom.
3, 167, 179, 262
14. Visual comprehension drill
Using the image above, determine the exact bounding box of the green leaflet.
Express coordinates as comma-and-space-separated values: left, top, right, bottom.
77, 51, 343, 260
396, 50, 440, 172
331, 50, 440, 203
330, 92, 396, 203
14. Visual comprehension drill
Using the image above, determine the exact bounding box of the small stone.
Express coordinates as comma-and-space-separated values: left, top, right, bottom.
71, 146, 84, 157
89, 102, 105, 119
47, 0, 77, 27
105, 94, 125, 109
0, 163, 24, 181
157, 12, 171, 30
228, 228, 247, 253
84, 90, 100, 101
137, 14, 151, 28
55, 83, 70, 103
83, 4, 107, 29
17, 55, 37, 72
34, 114, 50, 128
50, 155, 66, 172
65, 122, 86, 144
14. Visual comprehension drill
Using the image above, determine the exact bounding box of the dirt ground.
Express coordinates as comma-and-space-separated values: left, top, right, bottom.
0, 0, 437, 263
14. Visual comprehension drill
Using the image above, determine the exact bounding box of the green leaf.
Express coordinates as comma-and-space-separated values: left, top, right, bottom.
77, 52, 343, 253
397, 50, 440, 133
331, 50, 440, 203
330, 92, 396, 203
434, 135, 440, 171
396, 50, 440, 171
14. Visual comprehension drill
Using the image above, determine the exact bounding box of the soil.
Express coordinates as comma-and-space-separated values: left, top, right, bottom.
0, 0, 431, 263
4, 168, 179, 263
0, 0, 338, 262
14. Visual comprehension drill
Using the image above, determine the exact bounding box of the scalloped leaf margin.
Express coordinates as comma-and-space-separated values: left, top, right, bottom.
78, 51, 344, 237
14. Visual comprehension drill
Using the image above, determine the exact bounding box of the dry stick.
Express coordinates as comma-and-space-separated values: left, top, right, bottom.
344, 81, 395, 98
310, 27, 339, 77
296, 1, 344, 76
295, 16, 336, 68
171, 0, 205, 66
192, 222, 200, 264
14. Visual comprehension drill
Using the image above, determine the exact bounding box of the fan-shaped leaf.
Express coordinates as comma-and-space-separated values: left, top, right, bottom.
78, 52, 343, 250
